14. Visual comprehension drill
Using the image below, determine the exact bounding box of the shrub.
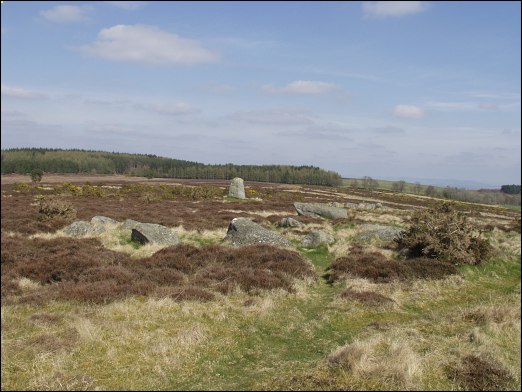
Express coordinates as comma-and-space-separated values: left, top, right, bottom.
395, 203, 491, 265
38, 196, 77, 221
30, 169, 44, 183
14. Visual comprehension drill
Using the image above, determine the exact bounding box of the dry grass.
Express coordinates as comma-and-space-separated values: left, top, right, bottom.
1, 177, 520, 391
327, 332, 423, 390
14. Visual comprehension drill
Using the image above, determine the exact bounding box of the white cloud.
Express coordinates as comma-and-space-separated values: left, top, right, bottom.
1, 84, 46, 98
229, 108, 314, 126
105, 1, 147, 10
426, 101, 501, 111
363, 1, 428, 18
262, 80, 338, 94
393, 104, 424, 118
136, 102, 196, 116
40, 5, 92, 23
81, 25, 219, 65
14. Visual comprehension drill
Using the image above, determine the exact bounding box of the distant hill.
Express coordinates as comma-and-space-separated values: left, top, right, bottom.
376, 176, 499, 190
0, 148, 343, 187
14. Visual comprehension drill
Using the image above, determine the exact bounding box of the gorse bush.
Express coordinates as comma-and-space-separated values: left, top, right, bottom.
30, 168, 44, 183
38, 196, 77, 221
395, 203, 491, 265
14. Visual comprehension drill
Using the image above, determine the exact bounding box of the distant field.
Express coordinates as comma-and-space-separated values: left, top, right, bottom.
343, 177, 444, 193
1, 176, 520, 390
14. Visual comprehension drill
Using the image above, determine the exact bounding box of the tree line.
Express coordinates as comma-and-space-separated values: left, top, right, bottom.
1, 148, 343, 186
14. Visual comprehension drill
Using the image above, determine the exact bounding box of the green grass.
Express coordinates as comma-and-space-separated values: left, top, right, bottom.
117, 231, 142, 249
1, 182, 520, 391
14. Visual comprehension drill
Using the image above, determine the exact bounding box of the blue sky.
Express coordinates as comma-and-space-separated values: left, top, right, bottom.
1, 1, 520, 187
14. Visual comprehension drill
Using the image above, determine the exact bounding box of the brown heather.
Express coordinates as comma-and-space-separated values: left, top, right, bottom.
448, 354, 516, 391
1, 233, 314, 305
326, 244, 458, 283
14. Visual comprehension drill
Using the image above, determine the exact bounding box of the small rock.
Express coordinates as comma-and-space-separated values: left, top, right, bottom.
301, 231, 335, 248
278, 217, 303, 228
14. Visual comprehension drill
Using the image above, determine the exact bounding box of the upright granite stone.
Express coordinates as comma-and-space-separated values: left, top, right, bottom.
130, 223, 179, 246
294, 202, 347, 219
225, 217, 290, 247
228, 177, 246, 199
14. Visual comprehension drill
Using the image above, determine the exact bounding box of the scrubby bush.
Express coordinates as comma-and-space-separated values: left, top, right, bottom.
395, 203, 491, 265
30, 168, 44, 183
38, 196, 77, 221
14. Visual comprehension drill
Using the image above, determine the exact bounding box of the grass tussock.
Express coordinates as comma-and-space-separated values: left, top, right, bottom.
326, 244, 458, 284
327, 335, 422, 390
339, 288, 394, 306
447, 354, 517, 391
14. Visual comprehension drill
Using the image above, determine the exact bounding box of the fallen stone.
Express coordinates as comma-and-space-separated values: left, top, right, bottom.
278, 217, 303, 228
294, 202, 347, 219
355, 224, 405, 241
301, 231, 335, 248
130, 223, 179, 246
91, 216, 119, 226
62, 221, 100, 237
225, 217, 290, 247
122, 219, 141, 230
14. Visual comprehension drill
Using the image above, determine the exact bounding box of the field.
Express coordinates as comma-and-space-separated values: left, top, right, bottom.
1, 174, 520, 390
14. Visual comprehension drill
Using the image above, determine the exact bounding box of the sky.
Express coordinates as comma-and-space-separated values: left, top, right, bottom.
1, 1, 521, 187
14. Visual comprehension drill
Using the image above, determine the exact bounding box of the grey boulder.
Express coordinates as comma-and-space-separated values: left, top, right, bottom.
355, 224, 405, 241
62, 221, 101, 237
294, 202, 347, 219
130, 223, 179, 246
228, 177, 246, 199
278, 217, 303, 228
225, 217, 290, 247
301, 231, 335, 248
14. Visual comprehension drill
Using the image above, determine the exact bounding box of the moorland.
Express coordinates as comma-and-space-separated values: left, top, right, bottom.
1, 173, 520, 390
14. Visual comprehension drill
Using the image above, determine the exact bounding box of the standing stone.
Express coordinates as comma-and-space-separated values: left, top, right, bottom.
228, 177, 246, 199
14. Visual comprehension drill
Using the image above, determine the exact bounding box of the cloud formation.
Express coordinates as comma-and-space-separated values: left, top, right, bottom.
228, 108, 314, 125
40, 5, 92, 23
262, 80, 338, 94
135, 102, 196, 116
363, 1, 428, 18
393, 104, 425, 118
82, 25, 219, 65
426, 101, 503, 111
1, 84, 46, 99
105, 1, 147, 10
